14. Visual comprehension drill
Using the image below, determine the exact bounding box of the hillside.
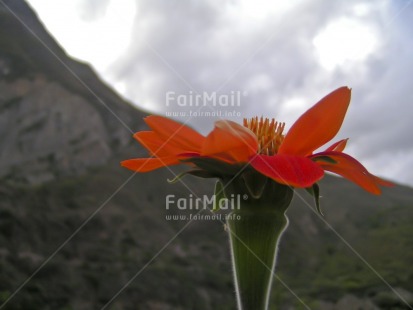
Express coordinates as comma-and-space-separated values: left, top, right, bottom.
0, 0, 145, 184
0, 1, 412, 310
1, 161, 412, 310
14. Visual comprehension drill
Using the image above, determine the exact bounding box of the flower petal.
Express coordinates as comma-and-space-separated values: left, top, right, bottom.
250, 154, 324, 188
325, 138, 348, 152
134, 131, 195, 157
372, 176, 394, 187
202, 120, 258, 163
279, 87, 351, 156
121, 156, 180, 172
311, 151, 391, 194
144, 115, 205, 152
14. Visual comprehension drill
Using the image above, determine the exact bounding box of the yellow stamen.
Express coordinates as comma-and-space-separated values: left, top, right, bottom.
243, 117, 285, 155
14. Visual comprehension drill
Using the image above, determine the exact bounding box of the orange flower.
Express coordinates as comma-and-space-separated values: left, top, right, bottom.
121, 87, 392, 194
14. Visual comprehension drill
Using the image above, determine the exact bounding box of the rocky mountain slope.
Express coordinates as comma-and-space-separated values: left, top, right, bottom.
0, 0, 145, 184
1, 164, 412, 310
0, 1, 412, 310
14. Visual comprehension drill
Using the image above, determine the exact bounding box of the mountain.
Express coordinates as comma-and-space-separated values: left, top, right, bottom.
0, 0, 145, 184
1, 1, 412, 310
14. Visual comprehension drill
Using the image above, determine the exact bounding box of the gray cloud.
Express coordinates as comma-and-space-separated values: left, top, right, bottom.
77, 0, 111, 21
28, 0, 412, 186
106, 0, 413, 185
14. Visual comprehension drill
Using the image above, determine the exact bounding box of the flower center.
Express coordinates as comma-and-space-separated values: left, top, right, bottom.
243, 117, 285, 155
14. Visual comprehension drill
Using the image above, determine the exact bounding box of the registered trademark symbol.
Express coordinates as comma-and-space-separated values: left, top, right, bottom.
243, 194, 248, 200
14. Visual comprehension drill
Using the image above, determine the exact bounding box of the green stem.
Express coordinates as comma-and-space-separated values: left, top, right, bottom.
223, 176, 293, 310
228, 210, 288, 310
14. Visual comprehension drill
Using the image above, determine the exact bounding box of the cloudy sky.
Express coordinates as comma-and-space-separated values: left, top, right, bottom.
26, 0, 413, 187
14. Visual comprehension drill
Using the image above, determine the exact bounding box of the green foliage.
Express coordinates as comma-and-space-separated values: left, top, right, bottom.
0, 169, 412, 309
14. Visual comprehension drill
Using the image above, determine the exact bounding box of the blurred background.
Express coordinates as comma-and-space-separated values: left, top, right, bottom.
0, 1, 412, 309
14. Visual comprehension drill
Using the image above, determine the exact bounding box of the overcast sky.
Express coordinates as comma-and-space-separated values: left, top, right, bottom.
26, 0, 413, 187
